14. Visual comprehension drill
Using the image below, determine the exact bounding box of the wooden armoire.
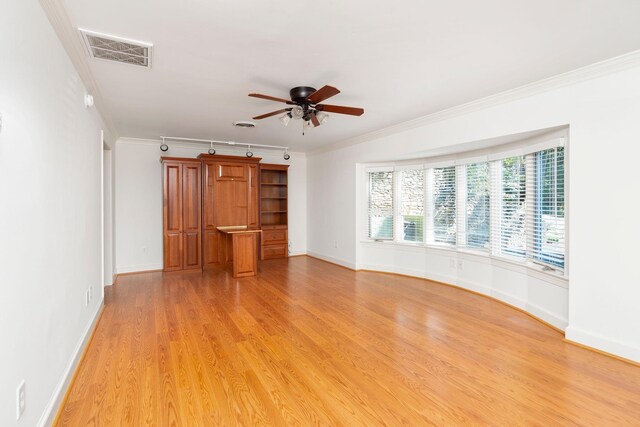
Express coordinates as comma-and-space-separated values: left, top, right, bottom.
161, 158, 202, 271
162, 154, 289, 272
199, 154, 261, 268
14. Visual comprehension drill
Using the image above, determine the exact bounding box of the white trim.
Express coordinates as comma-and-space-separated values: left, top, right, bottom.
288, 250, 307, 257
565, 326, 640, 363
306, 251, 357, 270
309, 49, 640, 156
38, 302, 103, 427
527, 303, 568, 330
115, 263, 163, 274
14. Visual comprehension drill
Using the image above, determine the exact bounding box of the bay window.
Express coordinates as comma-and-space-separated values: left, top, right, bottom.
364, 137, 566, 275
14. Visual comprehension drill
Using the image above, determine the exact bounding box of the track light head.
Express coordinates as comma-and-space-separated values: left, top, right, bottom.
160, 143, 169, 152
284, 151, 290, 160
208, 148, 216, 155
246, 146, 253, 157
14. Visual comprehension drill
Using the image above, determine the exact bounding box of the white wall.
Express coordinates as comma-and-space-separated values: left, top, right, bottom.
307, 54, 640, 362
115, 138, 307, 273
0, 2, 110, 426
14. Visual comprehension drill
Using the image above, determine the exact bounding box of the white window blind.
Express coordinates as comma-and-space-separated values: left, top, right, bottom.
368, 171, 394, 240
398, 169, 425, 242
432, 166, 456, 245
495, 156, 526, 258
464, 162, 490, 250
527, 147, 565, 269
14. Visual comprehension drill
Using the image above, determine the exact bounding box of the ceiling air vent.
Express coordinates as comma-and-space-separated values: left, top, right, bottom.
79, 29, 152, 68
233, 121, 256, 128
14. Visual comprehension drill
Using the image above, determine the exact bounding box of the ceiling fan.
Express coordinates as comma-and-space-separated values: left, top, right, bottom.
248, 85, 364, 131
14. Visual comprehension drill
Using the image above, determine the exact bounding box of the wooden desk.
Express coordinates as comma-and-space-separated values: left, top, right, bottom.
216, 226, 261, 278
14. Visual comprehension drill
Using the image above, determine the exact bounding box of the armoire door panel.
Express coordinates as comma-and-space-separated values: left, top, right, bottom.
182, 163, 201, 232
164, 232, 182, 271
165, 163, 182, 233
162, 158, 201, 272
217, 164, 247, 181
203, 230, 220, 266
183, 232, 201, 269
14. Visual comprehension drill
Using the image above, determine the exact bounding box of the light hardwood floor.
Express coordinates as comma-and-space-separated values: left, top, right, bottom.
56, 256, 640, 426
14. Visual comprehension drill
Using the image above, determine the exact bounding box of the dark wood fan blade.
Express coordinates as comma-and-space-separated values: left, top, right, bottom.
310, 111, 320, 127
253, 109, 289, 120
248, 93, 294, 104
315, 104, 364, 116
306, 85, 340, 104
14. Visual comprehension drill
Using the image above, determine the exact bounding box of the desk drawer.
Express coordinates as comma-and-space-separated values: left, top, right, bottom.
263, 229, 287, 244
263, 244, 288, 259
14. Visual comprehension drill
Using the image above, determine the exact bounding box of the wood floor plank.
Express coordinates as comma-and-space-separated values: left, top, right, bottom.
55, 256, 640, 426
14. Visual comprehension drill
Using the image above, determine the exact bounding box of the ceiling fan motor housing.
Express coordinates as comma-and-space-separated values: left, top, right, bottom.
290, 86, 316, 103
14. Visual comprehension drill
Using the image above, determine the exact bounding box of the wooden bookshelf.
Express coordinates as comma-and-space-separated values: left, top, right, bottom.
259, 164, 289, 259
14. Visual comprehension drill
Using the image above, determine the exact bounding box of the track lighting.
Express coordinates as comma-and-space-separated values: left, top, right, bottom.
159, 136, 291, 163
279, 114, 291, 127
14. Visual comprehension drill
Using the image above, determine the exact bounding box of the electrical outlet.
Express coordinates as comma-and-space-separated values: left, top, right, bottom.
457, 260, 464, 270
333, 240, 338, 248
88, 286, 92, 302
142, 246, 147, 253
449, 259, 455, 268
16, 380, 25, 420
86, 289, 90, 306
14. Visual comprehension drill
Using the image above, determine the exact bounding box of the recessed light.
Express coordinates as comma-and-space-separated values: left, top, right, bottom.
233, 121, 256, 128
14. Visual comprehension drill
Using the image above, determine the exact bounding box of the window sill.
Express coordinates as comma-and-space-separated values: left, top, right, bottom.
360, 240, 568, 288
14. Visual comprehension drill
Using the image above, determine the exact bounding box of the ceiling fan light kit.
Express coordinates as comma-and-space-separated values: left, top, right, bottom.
249, 85, 364, 135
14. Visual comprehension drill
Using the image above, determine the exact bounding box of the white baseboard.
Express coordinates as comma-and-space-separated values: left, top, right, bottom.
354, 262, 568, 332
115, 263, 163, 274
526, 302, 568, 330
306, 251, 357, 270
38, 301, 104, 427
289, 250, 307, 257
565, 325, 640, 363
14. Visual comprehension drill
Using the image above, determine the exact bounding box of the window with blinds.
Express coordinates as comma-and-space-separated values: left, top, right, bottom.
364, 136, 566, 275
497, 156, 527, 258
367, 171, 394, 240
465, 163, 490, 250
399, 169, 425, 242
432, 166, 456, 245
527, 147, 565, 268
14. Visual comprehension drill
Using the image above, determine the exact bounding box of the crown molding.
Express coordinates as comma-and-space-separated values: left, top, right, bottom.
39, 0, 119, 142
310, 49, 640, 156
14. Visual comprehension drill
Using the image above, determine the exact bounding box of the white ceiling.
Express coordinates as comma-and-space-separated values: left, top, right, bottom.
63, 0, 640, 152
